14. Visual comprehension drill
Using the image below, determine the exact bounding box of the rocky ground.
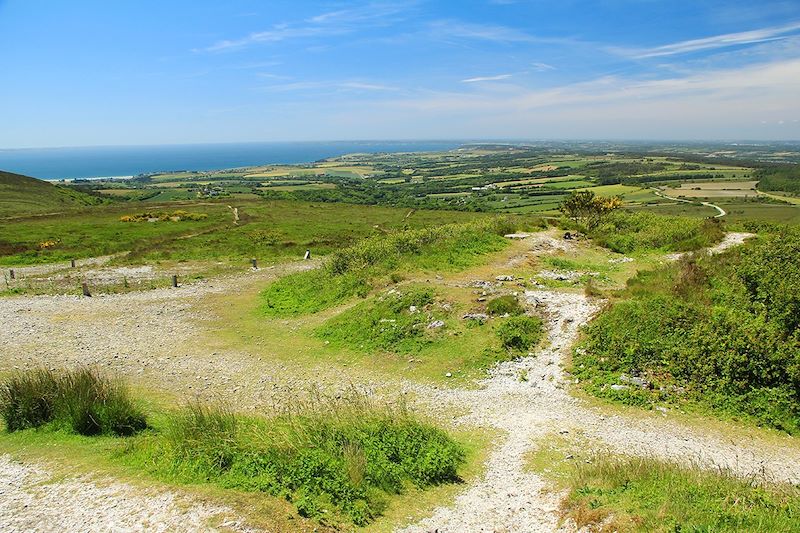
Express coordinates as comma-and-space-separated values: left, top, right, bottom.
2, 231, 795, 533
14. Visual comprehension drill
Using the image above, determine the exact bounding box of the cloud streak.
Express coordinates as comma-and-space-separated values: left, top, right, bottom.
624, 21, 800, 58
461, 74, 513, 83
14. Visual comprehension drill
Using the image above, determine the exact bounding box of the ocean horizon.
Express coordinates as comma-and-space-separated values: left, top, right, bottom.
0, 141, 465, 180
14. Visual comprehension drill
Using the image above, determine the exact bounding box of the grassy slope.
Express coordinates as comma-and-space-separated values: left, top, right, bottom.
0, 170, 101, 217
0, 199, 485, 266
528, 435, 800, 532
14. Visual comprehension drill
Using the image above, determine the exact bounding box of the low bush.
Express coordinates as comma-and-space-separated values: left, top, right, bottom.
587, 211, 724, 253
260, 218, 513, 317
486, 295, 523, 316
562, 454, 800, 532
497, 315, 544, 352
0, 367, 146, 436
576, 230, 800, 432
124, 394, 465, 526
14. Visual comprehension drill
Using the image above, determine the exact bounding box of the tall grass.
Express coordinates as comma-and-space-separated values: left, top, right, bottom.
0, 367, 146, 436
260, 217, 515, 317
562, 454, 800, 532
124, 391, 465, 526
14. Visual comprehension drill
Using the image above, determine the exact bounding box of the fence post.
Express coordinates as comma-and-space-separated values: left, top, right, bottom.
9, 269, 14, 280
171, 275, 178, 288
251, 258, 258, 269
81, 282, 91, 297
71, 259, 76, 268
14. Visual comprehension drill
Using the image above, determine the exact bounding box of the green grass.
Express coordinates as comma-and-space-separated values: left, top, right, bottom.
496, 315, 544, 351
315, 286, 445, 354
260, 218, 513, 317
486, 294, 523, 316
121, 395, 465, 527
0, 368, 146, 436
0, 199, 482, 266
564, 455, 800, 532
587, 211, 725, 253
528, 436, 800, 532
0, 170, 105, 217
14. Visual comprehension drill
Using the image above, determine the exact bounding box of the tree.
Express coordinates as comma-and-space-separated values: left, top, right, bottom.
560, 191, 622, 229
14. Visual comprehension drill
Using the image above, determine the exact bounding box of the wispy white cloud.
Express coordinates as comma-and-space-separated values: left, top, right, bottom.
621, 21, 800, 58
428, 20, 539, 43
202, 2, 414, 52
258, 79, 399, 93
531, 62, 556, 71
461, 74, 513, 83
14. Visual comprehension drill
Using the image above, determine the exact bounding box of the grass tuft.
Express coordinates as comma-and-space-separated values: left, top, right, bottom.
0, 367, 147, 436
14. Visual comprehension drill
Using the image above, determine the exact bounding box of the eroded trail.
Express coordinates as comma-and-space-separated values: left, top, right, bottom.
399, 231, 800, 533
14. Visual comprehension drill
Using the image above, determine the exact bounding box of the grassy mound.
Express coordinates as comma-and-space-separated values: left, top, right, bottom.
123, 396, 465, 526
315, 286, 445, 353
562, 454, 800, 532
587, 211, 724, 253
575, 230, 800, 432
260, 218, 514, 317
0, 368, 146, 436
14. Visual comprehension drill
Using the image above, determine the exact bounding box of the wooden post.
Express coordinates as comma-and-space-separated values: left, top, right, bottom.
251, 258, 258, 269
70, 259, 76, 268
171, 275, 178, 288
9, 269, 14, 280
81, 282, 91, 297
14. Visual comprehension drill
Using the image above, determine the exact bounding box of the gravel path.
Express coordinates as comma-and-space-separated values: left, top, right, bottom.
0, 455, 247, 532
397, 231, 797, 533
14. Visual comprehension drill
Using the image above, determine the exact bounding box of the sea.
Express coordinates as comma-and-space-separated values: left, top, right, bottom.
0, 141, 464, 181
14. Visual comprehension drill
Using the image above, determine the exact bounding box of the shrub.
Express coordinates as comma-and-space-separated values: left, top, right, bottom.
486, 295, 523, 316
497, 315, 544, 351
587, 211, 724, 253
125, 394, 465, 526
0, 368, 146, 436
576, 230, 800, 432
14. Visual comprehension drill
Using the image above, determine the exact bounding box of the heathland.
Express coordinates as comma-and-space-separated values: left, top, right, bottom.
1, 142, 800, 532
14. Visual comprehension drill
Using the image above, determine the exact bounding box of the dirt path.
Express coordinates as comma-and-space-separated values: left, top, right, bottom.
0, 455, 246, 532
652, 187, 726, 218
397, 231, 798, 533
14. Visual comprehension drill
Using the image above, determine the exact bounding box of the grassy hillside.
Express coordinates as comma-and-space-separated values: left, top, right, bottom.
0, 170, 103, 217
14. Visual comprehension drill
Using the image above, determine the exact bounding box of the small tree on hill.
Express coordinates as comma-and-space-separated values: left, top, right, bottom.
560, 191, 622, 229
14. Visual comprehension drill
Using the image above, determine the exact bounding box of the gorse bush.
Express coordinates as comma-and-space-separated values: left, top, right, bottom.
125, 393, 465, 526
497, 315, 544, 351
260, 218, 513, 316
486, 295, 523, 316
577, 230, 800, 432
0, 368, 146, 436
587, 211, 724, 253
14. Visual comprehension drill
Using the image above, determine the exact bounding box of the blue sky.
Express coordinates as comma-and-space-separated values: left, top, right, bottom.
2, 0, 800, 148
